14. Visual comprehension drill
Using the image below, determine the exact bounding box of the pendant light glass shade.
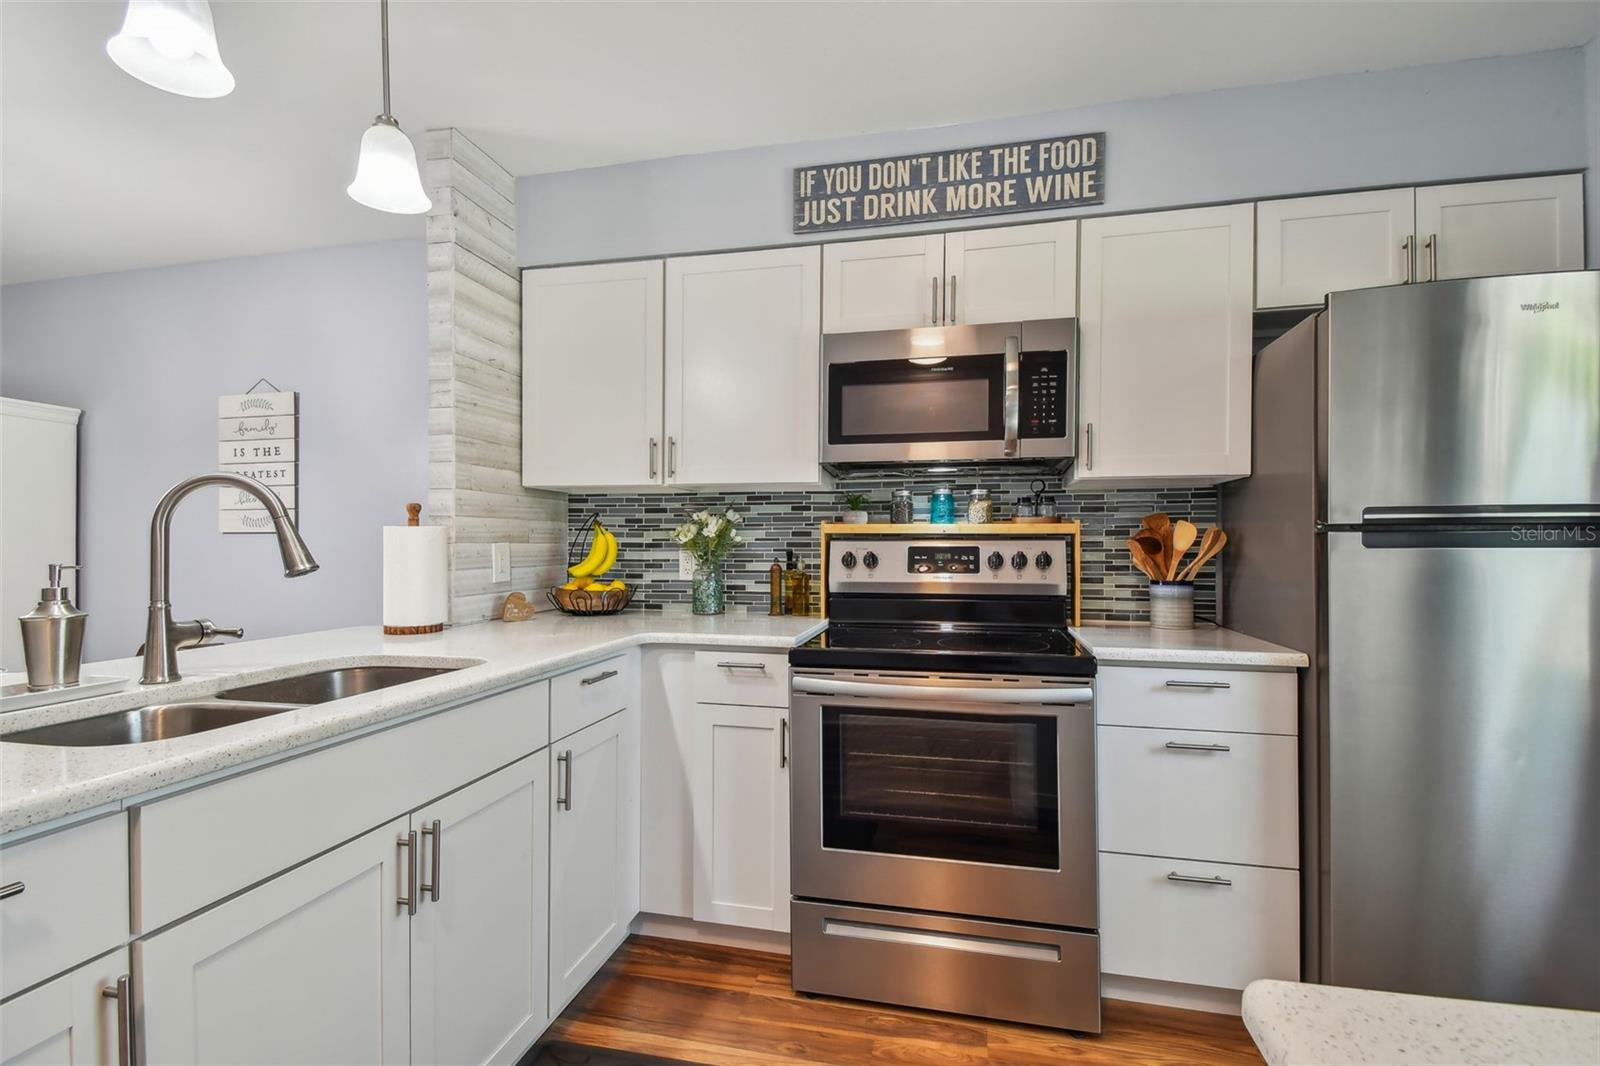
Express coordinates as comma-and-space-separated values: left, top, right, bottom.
106, 0, 235, 98
347, 117, 431, 215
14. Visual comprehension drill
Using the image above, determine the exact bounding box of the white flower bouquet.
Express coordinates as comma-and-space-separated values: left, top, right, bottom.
671, 508, 746, 573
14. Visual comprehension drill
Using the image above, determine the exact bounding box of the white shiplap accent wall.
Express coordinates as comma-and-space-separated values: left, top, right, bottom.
425, 128, 565, 624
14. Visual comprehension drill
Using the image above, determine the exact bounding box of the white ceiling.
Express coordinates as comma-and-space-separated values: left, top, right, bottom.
2, 0, 1596, 285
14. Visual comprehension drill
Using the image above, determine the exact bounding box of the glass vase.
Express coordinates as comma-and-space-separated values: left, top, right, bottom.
691, 565, 726, 615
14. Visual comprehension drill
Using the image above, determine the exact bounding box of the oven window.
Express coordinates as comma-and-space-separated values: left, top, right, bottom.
828, 354, 1004, 444
821, 707, 1059, 869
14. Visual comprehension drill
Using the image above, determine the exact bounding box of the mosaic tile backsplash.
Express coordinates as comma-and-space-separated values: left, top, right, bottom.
567, 474, 1221, 622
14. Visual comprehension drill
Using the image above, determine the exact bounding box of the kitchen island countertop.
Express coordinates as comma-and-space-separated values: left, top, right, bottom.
0, 609, 825, 837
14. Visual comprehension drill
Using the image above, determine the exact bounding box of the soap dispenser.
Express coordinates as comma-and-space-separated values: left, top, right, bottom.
19, 563, 86, 691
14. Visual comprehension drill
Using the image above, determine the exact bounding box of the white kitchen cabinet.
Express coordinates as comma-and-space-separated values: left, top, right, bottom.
691, 703, 790, 932
411, 754, 550, 1066
1, 950, 126, 1066
1256, 188, 1417, 307
943, 220, 1077, 325
522, 260, 665, 489
1415, 174, 1584, 281
640, 648, 698, 918
665, 247, 822, 486
138, 816, 411, 1066
822, 234, 944, 332
1072, 203, 1254, 487
549, 706, 640, 1013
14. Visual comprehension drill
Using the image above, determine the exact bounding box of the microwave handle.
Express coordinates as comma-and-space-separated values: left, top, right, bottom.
1002, 335, 1021, 457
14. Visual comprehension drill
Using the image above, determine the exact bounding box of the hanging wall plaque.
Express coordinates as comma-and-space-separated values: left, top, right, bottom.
217, 388, 299, 533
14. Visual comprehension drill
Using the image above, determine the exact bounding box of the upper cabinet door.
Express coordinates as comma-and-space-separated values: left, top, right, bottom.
822, 235, 944, 332
943, 220, 1078, 325
1256, 189, 1417, 308
522, 261, 664, 489
1415, 174, 1584, 282
1074, 204, 1255, 487
410, 754, 550, 1066
665, 247, 822, 487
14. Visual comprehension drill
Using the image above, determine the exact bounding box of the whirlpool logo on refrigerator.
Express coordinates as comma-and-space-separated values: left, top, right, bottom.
1518, 300, 1561, 313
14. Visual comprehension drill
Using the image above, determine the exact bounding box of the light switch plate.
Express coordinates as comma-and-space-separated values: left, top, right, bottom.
678, 550, 696, 580
492, 543, 512, 584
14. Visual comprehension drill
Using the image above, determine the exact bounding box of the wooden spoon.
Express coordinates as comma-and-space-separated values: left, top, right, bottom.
1125, 538, 1162, 581
1130, 531, 1166, 579
1166, 520, 1198, 580
1178, 528, 1228, 582
1141, 512, 1171, 535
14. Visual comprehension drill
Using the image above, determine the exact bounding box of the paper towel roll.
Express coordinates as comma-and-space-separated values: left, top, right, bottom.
383, 520, 448, 634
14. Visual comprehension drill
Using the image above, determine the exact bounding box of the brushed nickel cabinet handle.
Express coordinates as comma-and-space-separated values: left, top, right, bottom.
716, 661, 767, 671
397, 830, 418, 915
1164, 741, 1232, 753
1167, 872, 1233, 887
668, 437, 677, 479
1401, 235, 1414, 283
1085, 422, 1094, 470
102, 975, 133, 1066
556, 750, 573, 811
580, 669, 618, 686
421, 819, 442, 902
947, 274, 957, 324
1164, 679, 1231, 689
0, 881, 23, 900
780, 717, 789, 769
1424, 233, 1437, 281
649, 437, 658, 479
930, 276, 939, 324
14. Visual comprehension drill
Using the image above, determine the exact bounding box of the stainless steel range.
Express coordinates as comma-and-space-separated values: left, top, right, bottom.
788, 533, 1100, 1032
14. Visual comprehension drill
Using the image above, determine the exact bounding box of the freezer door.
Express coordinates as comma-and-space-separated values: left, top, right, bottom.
1324, 271, 1599, 524
1323, 527, 1599, 1009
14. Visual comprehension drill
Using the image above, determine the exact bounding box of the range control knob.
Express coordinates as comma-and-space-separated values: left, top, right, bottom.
987, 551, 1004, 571
862, 551, 879, 570
840, 551, 857, 570
915, 563, 932, 573
1010, 551, 1028, 571
1035, 551, 1053, 570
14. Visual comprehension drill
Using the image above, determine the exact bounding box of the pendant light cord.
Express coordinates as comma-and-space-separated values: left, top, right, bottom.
379, 0, 392, 120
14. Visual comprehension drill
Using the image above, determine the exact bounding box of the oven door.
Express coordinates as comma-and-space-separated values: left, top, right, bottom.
790, 671, 1096, 929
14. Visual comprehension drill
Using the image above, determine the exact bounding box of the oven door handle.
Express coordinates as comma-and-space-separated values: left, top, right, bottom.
792, 675, 1091, 706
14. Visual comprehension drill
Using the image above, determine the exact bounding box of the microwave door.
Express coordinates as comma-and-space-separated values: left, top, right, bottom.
825, 352, 1011, 463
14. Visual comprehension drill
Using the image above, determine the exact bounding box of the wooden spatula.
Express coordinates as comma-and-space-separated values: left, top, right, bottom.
1166, 520, 1198, 580
1178, 528, 1228, 582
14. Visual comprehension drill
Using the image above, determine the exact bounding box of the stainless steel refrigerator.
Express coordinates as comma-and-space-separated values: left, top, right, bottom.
1223, 270, 1599, 1011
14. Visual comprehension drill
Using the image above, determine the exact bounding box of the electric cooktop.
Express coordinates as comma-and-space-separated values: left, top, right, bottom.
790, 623, 1096, 677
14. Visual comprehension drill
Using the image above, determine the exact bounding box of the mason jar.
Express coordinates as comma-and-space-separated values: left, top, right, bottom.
966, 488, 993, 524
890, 488, 914, 524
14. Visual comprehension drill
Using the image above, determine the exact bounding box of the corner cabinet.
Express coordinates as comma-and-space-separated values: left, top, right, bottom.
665, 247, 822, 486
522, 260, 665, 489
1072, 204, 1254, 487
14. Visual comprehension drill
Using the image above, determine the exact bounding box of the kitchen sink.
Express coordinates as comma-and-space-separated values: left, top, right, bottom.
3, 701, 303, 747
215, 665, 461, 705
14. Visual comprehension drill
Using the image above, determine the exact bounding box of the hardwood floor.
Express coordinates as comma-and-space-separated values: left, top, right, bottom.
547, 936, 1263, 1065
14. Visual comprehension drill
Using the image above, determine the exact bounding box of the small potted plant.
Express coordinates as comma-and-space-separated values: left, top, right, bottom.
842, 492, 871, 524
671, 508, 746, 615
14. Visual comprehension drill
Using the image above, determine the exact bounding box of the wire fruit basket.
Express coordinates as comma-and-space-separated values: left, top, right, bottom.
545, 512, 637, 616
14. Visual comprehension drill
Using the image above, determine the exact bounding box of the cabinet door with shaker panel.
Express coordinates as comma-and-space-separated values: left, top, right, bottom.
943, 220, 1077, 325
822, 235, 945, 332
1415, 174, 1584, 281
523, 260, 666, 489
1073, 203, 1254, 487
691, 702, 790, 932
1256, 188, 1417, 308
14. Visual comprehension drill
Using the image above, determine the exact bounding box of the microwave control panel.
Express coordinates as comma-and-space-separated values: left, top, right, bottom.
1020, 351, 1068, 439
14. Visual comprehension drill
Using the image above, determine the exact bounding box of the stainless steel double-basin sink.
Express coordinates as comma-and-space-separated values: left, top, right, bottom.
3, 665, 462, 747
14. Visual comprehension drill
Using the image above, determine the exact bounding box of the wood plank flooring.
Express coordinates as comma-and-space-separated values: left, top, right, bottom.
547, 936, 1263, 1065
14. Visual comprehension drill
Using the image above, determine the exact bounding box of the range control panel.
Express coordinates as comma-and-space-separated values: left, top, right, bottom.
830, 536, 1071, 597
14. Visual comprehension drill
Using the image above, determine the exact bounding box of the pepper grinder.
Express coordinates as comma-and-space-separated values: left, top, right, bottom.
19, 563, 87, 691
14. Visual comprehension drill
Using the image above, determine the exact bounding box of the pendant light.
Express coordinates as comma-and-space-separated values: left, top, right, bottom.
106, 0, 235, 98
347, 0, 431, 215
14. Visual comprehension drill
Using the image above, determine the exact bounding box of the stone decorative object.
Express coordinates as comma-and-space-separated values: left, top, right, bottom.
500, 592, 536, 622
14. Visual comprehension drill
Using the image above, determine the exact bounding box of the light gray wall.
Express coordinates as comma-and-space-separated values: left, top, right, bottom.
519, 48, 1588, 265
0, 239, 428, 662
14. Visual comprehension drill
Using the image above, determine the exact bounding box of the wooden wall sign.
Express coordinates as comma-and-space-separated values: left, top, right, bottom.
794, 133, 1105, 234
217, 389, 299, 533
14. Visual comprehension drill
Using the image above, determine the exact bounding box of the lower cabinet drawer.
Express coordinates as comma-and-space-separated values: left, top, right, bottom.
1097, 725, 1299, 868
551, 653, 634, 741
0, 813, 128, 999
692, 650, 790, 708
1096, 666, 1297, 735
791, 900, 1101, 1033
1099, 852, 1300, 991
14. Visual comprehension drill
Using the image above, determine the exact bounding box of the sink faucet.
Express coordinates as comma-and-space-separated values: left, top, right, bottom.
142, 472, 318, 685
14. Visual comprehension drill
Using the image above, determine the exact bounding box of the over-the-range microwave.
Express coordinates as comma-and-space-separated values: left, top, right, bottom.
820, 318, 1076, 470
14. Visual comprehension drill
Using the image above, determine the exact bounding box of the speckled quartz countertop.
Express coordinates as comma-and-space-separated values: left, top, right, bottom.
1242, 980, 1600, 1065
1070, 622, 1308, 669
0, 609, 825, 837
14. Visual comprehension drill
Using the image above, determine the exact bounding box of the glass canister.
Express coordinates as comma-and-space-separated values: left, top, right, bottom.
930, 484, 956, 524
966, 488, 993, 524
890, 488, 914, 524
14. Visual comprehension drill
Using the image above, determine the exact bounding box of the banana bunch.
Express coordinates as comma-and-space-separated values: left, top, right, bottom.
560, 523, 627, 593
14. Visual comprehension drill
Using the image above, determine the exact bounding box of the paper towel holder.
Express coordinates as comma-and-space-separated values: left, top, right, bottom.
383, 502, 447, 636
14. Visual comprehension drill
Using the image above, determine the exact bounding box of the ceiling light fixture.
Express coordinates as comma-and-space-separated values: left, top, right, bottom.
347, 0, 430, 215
106, 0, 235, 98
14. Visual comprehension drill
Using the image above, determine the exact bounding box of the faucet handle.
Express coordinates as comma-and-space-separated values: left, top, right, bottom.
197, 620, 245, 645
